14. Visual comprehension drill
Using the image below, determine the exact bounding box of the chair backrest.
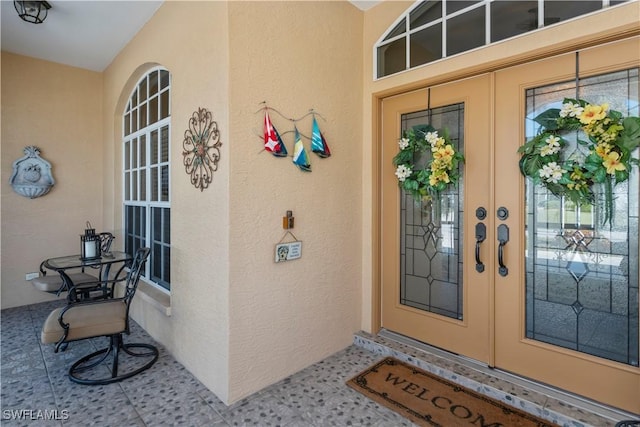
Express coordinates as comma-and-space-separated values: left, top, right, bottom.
122, 247, 150, 305
99, 232, 115, 253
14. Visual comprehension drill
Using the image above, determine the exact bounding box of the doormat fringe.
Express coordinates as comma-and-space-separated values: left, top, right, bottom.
346, 357, 558, 427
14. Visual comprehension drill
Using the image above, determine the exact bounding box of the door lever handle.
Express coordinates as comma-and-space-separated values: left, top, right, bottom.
475, 222, 486, 273
497, 224, 509, 276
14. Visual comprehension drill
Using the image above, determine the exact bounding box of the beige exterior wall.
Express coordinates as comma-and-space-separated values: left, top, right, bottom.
1, 53, 103, 308
226, 1, 363, 402
102, 1, 231, 402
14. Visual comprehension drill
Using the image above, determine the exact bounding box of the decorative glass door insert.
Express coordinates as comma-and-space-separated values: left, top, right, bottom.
400, 103, 464, 320
524, 68, 639, 366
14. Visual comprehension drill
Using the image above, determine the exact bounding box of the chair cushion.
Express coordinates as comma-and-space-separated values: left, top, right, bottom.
41, 301, 127, 344
31, 273, 98, 292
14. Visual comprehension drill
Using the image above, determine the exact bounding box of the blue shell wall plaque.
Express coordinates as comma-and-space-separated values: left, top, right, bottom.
10, 146, 55, 199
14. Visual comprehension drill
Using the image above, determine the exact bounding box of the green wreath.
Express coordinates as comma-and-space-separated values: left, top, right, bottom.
518, 98, 640, 224
393, 125, 464, 202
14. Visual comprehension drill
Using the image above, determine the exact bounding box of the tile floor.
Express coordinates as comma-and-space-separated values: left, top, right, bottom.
1, 301, 637, 427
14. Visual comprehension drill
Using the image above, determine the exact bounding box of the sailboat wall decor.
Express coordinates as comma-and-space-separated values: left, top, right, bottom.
292, 126, 311, 172
256, 103, 331, 172
263, 110, 288, 157
311, 116, 331, 158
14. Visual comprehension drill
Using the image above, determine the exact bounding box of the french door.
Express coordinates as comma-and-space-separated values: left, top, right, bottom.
380, 37, 640, 412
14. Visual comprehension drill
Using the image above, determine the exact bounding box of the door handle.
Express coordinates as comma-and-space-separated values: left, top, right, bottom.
497, 224, 509, 277
475, 222, 486, 273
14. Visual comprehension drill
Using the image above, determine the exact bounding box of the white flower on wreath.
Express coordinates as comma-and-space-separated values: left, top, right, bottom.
540, 135, 561, 156
559, 102, 584, 118
398, 137, 410, 150
538, 162, 566, 183
395, 164, 412, 182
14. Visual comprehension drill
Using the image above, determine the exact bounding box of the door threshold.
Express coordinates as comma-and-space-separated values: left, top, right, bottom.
353, 329, 638, 427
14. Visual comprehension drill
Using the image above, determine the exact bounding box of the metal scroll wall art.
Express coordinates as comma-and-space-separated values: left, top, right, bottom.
10, 146, 55, 198
182, 107, 222, 191
257, 102, 331, 172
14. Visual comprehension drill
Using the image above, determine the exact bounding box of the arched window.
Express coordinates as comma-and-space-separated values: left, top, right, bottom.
123, 67, 171, 291
375, 0, 629, 79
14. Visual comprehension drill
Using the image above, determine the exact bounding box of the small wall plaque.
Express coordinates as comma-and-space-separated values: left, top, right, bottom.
9, 146, 55, 199
275, 241, 302, 263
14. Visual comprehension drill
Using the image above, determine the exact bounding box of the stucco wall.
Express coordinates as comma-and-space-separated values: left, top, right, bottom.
1, 53, 103, 309
102, 1, 231, 402
227, 1, 364, 402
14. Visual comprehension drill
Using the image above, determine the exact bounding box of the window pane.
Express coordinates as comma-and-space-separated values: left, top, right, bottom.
447, 0, 480, 15
160, 70, 169, 89
139, 77, 148, 102
491, 1, 537, 42
383, 18, 406, 41
132, 170, 138, 201
161, 126, 169, 163
410, 1, 442, 29
377, 38, 406, 78
544, 1, 601, 26
447, 6, 485, 56
150, 96, 158, 124
140, 135, 147, 167
160, 90, 169, 119
163, 246, 171, 288
124, 140, 130, 170
132, 137, 138, 168
140, 103, 147, 129
149, 70, 159, 97
164, 208, 171, 241
132, 89, 138, 107
124, 113, 131, 136
140, 169, 146, 201
151, 130, 158, 165
124, 172, 130, 200
132, 108, 138, 133
161, 165, 169, 202
153, 208, 162, 241
151, 167, 158, 202
153, 243, 162, 280
410, 24, 442, 68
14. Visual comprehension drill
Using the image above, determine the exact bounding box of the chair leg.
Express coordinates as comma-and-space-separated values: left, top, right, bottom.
68, 334, 159, 385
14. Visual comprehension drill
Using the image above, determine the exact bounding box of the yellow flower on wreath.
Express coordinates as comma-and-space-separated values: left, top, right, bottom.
580, 103, 608, 125
603, 151, 626, 175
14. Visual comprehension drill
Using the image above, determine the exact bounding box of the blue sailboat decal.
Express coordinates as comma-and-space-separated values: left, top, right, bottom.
311, 116, 331, 158
292, 126, 311, 172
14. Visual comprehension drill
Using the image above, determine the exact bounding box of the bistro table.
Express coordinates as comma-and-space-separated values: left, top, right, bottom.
43, 251, 133, 302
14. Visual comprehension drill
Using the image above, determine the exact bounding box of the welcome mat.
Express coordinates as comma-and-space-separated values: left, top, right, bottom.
347, 357, 557, 427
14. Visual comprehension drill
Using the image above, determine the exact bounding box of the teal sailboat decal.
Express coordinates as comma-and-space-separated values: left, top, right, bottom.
292, 126, 311, 172
311, 116, 331, 158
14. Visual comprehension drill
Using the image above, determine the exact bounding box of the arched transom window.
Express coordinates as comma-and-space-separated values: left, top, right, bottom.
375, 0, 630, 79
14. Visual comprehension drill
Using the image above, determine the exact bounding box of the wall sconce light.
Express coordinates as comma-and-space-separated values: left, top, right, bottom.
14, 1, 51, 24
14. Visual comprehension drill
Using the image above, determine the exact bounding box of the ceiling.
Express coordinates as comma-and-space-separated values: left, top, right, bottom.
1, 1, 380, 72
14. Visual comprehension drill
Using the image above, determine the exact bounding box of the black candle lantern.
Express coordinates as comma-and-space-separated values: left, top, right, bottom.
80, 222, 101, 260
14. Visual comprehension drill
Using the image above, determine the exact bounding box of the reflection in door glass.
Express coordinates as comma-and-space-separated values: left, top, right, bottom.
524, 68, 639, 366
400, 103, 464, 320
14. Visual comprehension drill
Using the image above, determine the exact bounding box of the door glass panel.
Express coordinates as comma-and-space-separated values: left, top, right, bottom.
400, 103, 464, 320
524, 68, 639, 366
